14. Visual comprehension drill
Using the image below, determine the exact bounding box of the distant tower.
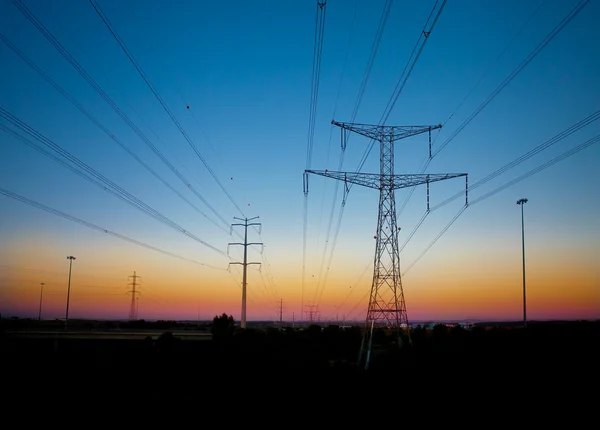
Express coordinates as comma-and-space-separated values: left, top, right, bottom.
305, 120, 468, 369
128, 271, 141, 320
279, 299, 283, 325
38, 282, 45, 321
305, 303, 319, 324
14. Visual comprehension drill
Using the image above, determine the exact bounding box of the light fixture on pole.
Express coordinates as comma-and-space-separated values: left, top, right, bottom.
65, 256, 76, 330
38, 282, 45, 321
516, 198, 528, 327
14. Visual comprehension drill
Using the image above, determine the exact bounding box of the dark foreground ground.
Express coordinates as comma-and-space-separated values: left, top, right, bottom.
2, 320, 598, 417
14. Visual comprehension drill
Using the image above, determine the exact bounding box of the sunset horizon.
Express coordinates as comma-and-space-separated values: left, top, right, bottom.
1, 0, 599, 326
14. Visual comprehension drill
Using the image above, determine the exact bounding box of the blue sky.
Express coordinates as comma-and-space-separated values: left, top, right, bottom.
0, 0, 598, 322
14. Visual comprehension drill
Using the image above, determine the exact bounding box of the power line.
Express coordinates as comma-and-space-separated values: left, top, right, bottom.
310, 0, 446, 306
307, 149, 348, 310
399, 210, 429, 253
87, 0, 245, 218
343, 288, 370, 323
313, 193, 347, 306
10, 0, 230, 229
307, 7, 446, 304
0, 109, 226, 257
399, 116, 600, 270
402, 133, 600, 276
303, 0, 328, 326
306, 0, 396, 310
309, 0, 396, 307
334, 260, 372, 313
432, 0, 591, 158
315, 0, 358, 265
181, 102, 234, 186
379, 0, 447, 126
330, 0, 359, 122
431, 1, 546, 147
306, 0, 328, 172
0, 186, 225, 269
469, 134, 600, 205
256, 230, 281, 302
394, 0, 592, 256
430, 108, 600, 212
349, 0, 394, 123
402, 204, 467, 276
0, 32, 229, 235
399, 0, 586, 217
352, 0, 447, 179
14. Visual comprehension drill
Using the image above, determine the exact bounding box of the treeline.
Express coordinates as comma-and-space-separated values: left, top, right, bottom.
208, 318, 600, 372
0, 317, 208, 331
2, 316, 598, 397
3, 314, 599, 375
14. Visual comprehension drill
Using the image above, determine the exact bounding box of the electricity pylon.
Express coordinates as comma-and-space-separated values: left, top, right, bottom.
279, 299, 283, 325
305, 120, 468, 370
128, 271, 141, 320
304, 302, 319, 324
228, 217, 263, 329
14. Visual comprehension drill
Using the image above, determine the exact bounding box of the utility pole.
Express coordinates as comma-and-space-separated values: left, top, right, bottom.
228, 216, 263, 329
517, 198, 528, 327
38, 282, 44, 321
305, 120, 468, 370
128, 271, 141, 320
65, 256, 76, 331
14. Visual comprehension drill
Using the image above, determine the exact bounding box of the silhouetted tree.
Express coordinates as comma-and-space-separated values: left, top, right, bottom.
432, 323, 449, 340
211, 313, 235, 339
155, 331, 178, 351
306, 324, 322, 337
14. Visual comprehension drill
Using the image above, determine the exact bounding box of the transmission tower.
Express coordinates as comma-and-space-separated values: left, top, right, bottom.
228, 217, 263, 329
279, 299, 283, 325
304, 303, 319, 324
305, 120, 468, 369
128, 271, 141, 320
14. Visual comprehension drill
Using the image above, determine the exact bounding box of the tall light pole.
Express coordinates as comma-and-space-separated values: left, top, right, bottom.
516, 198, 528, 327
38, 282, 45, 321
65, 256, 76, 330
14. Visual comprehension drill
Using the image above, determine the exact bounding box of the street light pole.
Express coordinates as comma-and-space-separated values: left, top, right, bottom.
65, 256, 76, 330
38, 282, 45, 321
516, 198, 528, 327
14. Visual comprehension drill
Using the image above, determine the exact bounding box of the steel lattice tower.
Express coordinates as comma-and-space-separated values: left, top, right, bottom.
128, 271, 140, 320
305, 120, 467, 369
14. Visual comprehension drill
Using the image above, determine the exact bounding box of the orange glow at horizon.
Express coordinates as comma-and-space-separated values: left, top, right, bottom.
1, 227, 598, 322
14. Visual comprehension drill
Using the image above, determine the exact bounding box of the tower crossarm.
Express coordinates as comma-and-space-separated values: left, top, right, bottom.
305, 170, 467, 190
331, 120, 441, 142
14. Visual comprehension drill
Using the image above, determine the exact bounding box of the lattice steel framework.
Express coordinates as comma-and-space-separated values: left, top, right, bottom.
128, 271, 140, 320
305, 120, 467, 370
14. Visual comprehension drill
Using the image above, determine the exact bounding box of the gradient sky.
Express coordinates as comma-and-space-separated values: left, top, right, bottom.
1, 0, 598, 323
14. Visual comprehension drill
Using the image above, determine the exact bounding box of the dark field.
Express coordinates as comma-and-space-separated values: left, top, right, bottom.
2, 318, 599, 413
